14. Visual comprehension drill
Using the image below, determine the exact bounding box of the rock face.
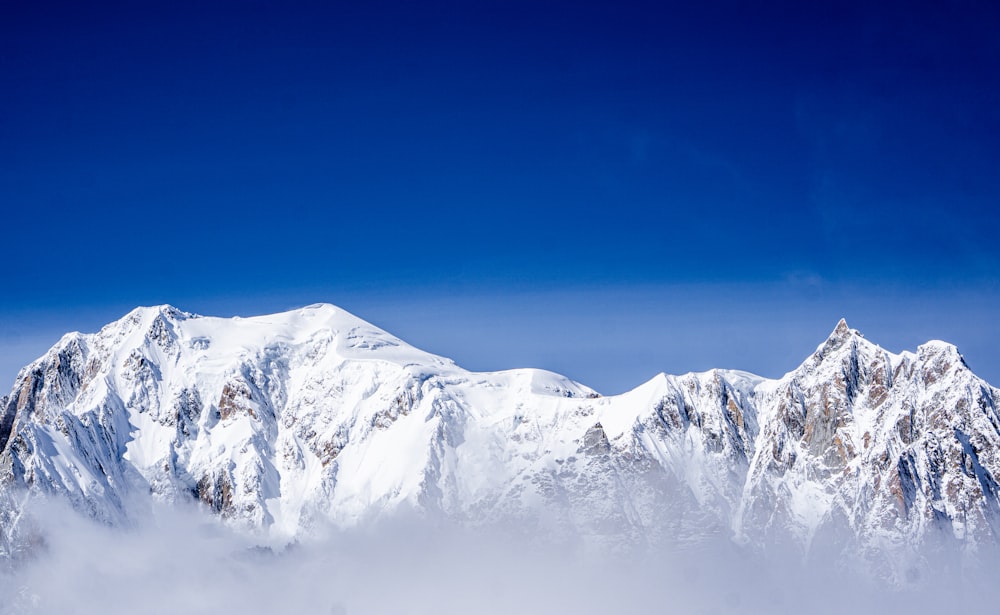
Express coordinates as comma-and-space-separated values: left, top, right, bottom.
1, 306, 998, 554
740, 319, 1000, 554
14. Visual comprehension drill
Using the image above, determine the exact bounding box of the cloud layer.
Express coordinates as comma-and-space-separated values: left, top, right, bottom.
2, 495, 999, 615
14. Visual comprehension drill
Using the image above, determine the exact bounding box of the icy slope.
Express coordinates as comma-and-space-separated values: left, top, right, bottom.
1, 306, 998, 551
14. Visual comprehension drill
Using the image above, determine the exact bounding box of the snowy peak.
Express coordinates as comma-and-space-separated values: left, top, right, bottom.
107, 302, 460, 376
915, 339, 968, 374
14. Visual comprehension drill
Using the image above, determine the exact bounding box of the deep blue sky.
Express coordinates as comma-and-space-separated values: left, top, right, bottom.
2, 1, 999, 392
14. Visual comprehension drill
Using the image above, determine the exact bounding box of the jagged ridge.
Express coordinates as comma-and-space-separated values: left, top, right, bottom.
1, 306, 999, 556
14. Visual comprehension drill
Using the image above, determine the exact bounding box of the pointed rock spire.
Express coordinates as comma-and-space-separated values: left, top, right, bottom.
833, 318, 850, 338
811, 318, 862, 363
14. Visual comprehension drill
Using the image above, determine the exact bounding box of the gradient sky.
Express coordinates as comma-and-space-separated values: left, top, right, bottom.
2, 1, 999, 393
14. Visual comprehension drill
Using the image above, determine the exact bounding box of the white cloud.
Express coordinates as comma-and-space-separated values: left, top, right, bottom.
2, 495, 999, 615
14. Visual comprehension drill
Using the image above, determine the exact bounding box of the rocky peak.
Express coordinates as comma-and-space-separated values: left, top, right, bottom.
916, 339, 965, 365
914, 340, 970, 386
812, 318, 864, 359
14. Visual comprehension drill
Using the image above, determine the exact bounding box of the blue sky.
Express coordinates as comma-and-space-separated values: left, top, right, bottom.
2, 1, 999, 393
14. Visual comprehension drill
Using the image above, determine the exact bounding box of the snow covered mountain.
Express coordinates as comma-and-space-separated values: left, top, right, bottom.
2, 304, 999, 555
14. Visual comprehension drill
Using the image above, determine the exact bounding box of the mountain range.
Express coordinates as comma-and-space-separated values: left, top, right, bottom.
2, 304, 999, 561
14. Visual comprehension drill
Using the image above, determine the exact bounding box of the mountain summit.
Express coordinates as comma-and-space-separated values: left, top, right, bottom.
2, 305, 999, 555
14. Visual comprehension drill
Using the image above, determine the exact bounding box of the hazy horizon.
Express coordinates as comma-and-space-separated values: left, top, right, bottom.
2, 280, 999, 396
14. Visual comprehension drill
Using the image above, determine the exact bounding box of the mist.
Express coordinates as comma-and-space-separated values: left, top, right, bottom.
2, 494, 999, 615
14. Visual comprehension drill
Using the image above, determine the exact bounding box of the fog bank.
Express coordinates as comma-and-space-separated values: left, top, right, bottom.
2, 496, 999, 615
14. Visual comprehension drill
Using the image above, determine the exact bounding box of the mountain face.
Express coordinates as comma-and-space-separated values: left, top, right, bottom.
2, 305, 999, 556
